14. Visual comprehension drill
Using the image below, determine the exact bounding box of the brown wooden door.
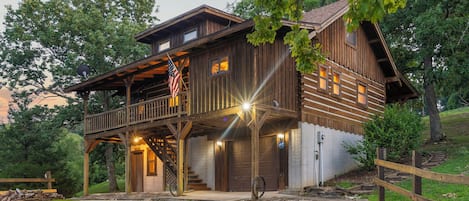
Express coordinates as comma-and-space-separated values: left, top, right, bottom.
215, 141, 229, 191
228, 135, 280, 191
131, 151, 144, 192
259, 135, 279, 191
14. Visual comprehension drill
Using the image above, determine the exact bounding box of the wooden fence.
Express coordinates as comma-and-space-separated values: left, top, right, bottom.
374, 148, 469, 201
0, 171, 55, 190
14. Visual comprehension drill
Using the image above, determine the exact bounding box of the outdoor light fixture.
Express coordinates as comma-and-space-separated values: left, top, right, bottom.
277, 133, 285, 140
133, 136, 142, 143
278, 133, 285, 149
242, 102, 251, 111
216, 141, 223, 147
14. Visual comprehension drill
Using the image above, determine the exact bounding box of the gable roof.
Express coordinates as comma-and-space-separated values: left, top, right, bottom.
135, 5, 245, 44
65, 2, 418, 103
301, 0, 418, 102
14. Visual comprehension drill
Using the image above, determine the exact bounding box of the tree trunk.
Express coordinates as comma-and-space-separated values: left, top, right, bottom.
423, 56, 443, 142
106, 143, 119, 192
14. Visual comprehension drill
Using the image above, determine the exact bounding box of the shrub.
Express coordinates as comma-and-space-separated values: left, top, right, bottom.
345, 104, 424, 170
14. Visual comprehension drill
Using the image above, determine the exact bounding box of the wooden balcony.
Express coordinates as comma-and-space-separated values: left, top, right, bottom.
84, 92, 188, 134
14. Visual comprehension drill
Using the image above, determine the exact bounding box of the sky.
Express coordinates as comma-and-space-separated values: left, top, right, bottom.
0, 0, 233, 123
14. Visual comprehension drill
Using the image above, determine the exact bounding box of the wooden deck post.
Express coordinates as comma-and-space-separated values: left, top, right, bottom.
83, 151, 89, 196
250, 106, 260, 201
412, 150, 422, 196
377, 148, 386, 201
124, 76, 134, 193
80, 91, 90, 196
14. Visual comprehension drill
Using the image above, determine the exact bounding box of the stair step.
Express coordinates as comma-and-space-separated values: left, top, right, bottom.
188, 183, 211, 190
189, 178, 203, 183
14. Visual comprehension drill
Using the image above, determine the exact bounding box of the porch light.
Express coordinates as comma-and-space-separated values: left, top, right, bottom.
277, 133, 285, 140
133, 136, 142, 143
242, 102, 251, 111
216, 141, 223, 147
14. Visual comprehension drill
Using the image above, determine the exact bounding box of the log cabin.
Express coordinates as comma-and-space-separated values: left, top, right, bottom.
65, 0, 417, 196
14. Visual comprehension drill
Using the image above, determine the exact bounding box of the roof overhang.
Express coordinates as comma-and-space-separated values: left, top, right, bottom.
64, 20, 255, 93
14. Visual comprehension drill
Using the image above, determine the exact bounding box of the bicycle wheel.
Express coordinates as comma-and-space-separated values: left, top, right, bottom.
169, 181, 177, 197
251, 176, 266, 199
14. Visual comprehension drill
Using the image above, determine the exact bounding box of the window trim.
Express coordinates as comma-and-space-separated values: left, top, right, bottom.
147, 149, 157, 176
183, 28, 198, 43
317, 65, 328, 93
158, 39, 170, 52
356, 81, 368, 107
210, 55, 230, 76
332, 70, 341, 97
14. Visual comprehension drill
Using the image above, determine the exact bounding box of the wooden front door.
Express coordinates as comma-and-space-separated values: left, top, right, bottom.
131, 151, 144, 192
215, 141, 229, 191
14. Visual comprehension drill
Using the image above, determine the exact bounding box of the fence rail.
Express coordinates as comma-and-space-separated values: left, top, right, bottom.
0, 171, 55, 189
375, 148, 469, 201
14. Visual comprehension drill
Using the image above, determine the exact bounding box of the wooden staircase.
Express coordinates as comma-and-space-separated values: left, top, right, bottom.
144, 134, 210, 191
188, 167, 211, 190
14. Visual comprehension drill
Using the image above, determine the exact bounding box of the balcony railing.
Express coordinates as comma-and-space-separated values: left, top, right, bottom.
84, 92, 188, 134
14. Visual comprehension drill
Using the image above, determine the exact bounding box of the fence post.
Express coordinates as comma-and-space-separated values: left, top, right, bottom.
377, 148, 386, 201
46, 171, 52, 189
412, 150, 422, 196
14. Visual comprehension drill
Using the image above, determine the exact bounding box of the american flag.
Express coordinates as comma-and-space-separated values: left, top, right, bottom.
168, 57, 181, 98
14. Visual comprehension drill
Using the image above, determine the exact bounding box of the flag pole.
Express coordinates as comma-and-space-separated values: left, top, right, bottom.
167, 53, 188, 90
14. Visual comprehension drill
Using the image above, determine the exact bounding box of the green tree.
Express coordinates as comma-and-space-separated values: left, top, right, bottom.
0, 91, 83, 196
380, 0, 469, 141
0, 0, 156, 192
229, 0, 407, 73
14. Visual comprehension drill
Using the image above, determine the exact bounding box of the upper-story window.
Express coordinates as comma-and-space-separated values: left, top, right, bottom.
357, 82, 367, 106
159, 40, 170, 52
184, 29, 197, 43
332, 71, 341, 96
210, 56, 229, 75
318, 66, 328, 91
346, 31, 357, 47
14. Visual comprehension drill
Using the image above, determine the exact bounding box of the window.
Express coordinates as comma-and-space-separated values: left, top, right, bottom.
346, 31, 357, 46
318, 66, 328, 91
159, 40, 170, 52
147, 149, 157, 176
332, 72, 341, 96
183, 29, 197, 43
169, 96, 179, 107
210, 56, 229, 75
357, 82, 367, 106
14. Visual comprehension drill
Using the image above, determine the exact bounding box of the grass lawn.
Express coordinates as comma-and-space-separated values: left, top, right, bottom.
366, 107, 469, 201
74, 178, 125, 197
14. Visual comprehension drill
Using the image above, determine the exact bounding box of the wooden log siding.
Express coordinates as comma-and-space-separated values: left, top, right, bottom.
301, 60, 386, 134
317, 18, 385, 83
84, 92, 188, 134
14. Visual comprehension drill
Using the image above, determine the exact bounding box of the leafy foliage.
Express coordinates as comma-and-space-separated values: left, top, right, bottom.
0, 0, 157, 193
345, 104, 423, 170
235, 0, 325, 74
380, 0, 469, 141
344, 0, 407, 32
0, 92, 82, 196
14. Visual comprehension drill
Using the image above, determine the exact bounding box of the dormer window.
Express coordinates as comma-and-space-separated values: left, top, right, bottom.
184, 29, 197, 43
159, 40, 170, 52
346, 31, 357, 47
